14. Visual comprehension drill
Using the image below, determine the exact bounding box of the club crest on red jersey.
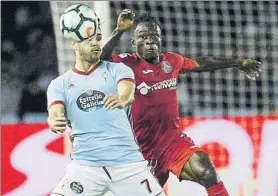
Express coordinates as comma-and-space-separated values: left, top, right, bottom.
161, 61, 173, 73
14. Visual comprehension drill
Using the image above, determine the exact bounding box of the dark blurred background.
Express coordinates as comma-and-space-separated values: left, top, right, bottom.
1, 1, 58, 123
1, 1, 278, 123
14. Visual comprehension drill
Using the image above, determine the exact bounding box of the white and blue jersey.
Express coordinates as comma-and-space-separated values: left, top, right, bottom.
47, 61, 144, 167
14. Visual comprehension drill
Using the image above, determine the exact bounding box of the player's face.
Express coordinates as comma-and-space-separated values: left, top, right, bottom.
133, 22, 162, 63
73, 28, 102, 61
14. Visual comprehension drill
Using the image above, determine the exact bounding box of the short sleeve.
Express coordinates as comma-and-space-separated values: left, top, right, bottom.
47, 78, 66, 109
172, 53, 198, 73
181, 57, 198, 72
111, 53, 132, 63
109, 62, 135, 85
111, 54, 123, 63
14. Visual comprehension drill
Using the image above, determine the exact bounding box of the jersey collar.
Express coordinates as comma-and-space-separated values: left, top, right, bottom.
72, 61, 102, 75
133, 53, 164, 65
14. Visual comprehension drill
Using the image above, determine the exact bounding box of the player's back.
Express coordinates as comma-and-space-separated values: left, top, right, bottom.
111, 53, 197, 157
47, 61, 144, 166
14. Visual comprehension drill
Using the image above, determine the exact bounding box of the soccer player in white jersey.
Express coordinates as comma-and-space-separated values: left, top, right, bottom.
47, 17, 165, 196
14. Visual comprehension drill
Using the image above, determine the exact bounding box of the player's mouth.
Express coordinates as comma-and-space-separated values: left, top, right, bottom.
91, 48, 101, 52
146, 48, 157, 53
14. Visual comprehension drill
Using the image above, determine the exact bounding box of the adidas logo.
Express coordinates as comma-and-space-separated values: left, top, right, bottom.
68, 84, 76, 89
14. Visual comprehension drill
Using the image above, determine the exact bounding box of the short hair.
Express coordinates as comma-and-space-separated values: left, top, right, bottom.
134, 13, 160, 29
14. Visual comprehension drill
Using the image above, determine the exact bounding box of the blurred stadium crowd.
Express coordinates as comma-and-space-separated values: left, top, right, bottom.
2, 1, 277, 123
1, 1, 193, 123
2, 2, 58, 123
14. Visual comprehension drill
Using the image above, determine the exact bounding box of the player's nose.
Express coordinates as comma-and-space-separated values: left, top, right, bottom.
146, 36, 154, 44
146, 40, 154, 45
90, 39, 100, 47
145, 36, 155, 44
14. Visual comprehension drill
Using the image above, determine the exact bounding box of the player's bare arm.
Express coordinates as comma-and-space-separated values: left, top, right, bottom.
100, 9, 135, 60
117, 80, 135, 106
47, 103, 67, 134
192, 56, 262, 80
103, 80, 135, 109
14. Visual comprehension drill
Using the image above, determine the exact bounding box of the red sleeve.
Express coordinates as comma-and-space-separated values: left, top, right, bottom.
111, 53, 132, 63
111, 54, 123, 63
174, 53, 198, 73
181, 58, 198, 72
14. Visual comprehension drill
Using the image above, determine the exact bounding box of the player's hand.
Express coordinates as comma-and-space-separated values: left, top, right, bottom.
103, 94, 125, 109
239, 59, 262, 80
47, 115, 67, 134
117, 9, 135, 32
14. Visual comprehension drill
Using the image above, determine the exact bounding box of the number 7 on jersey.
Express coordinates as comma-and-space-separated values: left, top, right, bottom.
141, 179, 152, 193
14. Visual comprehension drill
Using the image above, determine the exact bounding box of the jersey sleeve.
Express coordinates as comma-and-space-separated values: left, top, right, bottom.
111, 53, 132, 63
109, 62, 135, 85
173, 53, 198, 73
111, 54, 123, 63
47, 78, 66, 109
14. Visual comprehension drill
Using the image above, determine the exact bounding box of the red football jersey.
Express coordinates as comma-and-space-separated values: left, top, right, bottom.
111, 52, 197, 159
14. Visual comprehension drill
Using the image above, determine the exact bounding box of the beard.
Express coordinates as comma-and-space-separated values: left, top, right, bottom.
88, 52, 100, 62
87, 57, 99, 64
80, 51, 100, 63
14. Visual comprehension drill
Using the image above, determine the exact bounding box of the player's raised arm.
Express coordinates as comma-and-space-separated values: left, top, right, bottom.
192, 56, 262, 80
100, 9, 135, 60
47, 80, 67, 134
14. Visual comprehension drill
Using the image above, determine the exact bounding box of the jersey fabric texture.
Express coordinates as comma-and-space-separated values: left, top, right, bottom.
47, 60, 144, 167
111, 53, 203, 185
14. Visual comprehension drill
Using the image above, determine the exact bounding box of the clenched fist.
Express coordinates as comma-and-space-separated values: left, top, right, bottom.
103, 94, 125, 109
117, 9, 135, 32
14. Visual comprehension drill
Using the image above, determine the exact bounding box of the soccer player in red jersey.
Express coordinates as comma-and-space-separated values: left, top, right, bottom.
101, 10, 262, 196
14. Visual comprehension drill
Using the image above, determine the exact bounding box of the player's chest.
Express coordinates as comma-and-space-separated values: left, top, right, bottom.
132, 62, 179, 96
65, 73, 116, 101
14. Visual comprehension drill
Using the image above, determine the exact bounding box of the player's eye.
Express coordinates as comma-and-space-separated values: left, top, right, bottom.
96, 36, 102, 41
138, 34, 146, 39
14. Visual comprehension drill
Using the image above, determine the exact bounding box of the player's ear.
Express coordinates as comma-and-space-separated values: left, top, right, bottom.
131, 38, 136, 48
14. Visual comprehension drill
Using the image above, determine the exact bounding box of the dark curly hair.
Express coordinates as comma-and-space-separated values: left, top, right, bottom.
134, 13, 161, 29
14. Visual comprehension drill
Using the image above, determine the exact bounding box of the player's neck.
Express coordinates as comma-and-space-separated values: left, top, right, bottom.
137, 53, 160, 65
147, 58, 160, 65
75, 58, 100, 72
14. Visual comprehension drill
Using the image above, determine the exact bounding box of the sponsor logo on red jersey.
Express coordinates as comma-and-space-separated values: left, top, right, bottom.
137, 78, 177, 95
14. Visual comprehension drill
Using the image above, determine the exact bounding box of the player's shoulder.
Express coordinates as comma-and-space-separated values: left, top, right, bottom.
57, 69, 72, 81
111, 53, 137, 64
48, 70, 71, 89
104, 60, 125, 66
162, 52, 194, 63
162, 52, 185, 59
104, 60, 129, 69
163, 52, 198, 71
115, 52, 135, 59
161, 52, 184, 66
103, 60, 133, 72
